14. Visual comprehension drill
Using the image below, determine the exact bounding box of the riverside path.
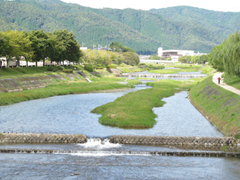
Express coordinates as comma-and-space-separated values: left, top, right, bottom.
213, 72, 240, 95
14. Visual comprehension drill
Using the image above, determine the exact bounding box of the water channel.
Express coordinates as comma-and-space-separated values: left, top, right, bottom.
0, 79, 240, 179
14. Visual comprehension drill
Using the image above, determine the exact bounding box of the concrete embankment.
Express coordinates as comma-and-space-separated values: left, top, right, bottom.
0, 74, 83, 93
0, 133, 87, 144
1, 133, 240, 147
109, 135, 240, 147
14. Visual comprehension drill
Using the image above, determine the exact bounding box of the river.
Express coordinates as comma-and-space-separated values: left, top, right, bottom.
1, 83, 240, 180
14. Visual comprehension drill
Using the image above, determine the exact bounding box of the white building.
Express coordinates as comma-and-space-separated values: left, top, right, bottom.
157, 47, 195, 62
80, 47, 88, 51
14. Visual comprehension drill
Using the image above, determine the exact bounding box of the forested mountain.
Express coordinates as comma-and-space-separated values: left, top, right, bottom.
0, 0, 239, 54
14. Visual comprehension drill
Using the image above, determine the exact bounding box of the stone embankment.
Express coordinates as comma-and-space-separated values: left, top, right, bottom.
0, 74, 83, 93
0, 133, 87, 144
117, 73, 207, 79
1, 133, 240, 147
109, 135, 240, 147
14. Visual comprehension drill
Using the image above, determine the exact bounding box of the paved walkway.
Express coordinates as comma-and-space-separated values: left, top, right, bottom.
213, 72, 240, 95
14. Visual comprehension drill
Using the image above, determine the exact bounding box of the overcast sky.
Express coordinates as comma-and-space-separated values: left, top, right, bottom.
61, 0, 240, 12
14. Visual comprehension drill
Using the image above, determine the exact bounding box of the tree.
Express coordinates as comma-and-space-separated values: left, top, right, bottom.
110, 42, 134, 53
223, 32, 240, 76
178, 56, 191, 63
208, 44, 224, 72
122, 52, 140, 65
198, 55, 209, 64
0, 32, 12, 67
29, 30, 49, 66
54, 30, 82, 64
47, 33, 65, 65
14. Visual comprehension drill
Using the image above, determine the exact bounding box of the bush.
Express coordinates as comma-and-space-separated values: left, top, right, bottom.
84, 64, 94, 72
63, 69, 73, 73
46, 66, 64, 72
96, 64, 105, 69
119, 63, 127, 67
107, 64, 117, 68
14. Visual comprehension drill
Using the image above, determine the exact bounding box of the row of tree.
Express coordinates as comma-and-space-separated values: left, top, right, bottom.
178, 55, 209, 64
81, 49, 139, 66
208, 31, 240, 76
0, 29, 82, 67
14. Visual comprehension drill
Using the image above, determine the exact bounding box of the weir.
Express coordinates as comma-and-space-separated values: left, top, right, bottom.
117, 73, 207, 79
0, 148, 240, 158
1, 133, 240, 147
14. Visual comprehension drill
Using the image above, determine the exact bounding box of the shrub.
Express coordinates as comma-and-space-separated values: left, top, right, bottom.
107, 64, 117, 68
84, 64, 94, 72
96, 64, 105, 69
120, 63, 127, 67
63, 69, 73, 73
47, 66, 64, 72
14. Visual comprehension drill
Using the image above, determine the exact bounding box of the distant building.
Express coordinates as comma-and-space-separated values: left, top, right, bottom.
157, 47, 195, 62
80, 47, 88, 51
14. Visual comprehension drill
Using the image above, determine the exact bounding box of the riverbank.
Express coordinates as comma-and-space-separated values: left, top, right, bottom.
92, 79, 198, 129
0, 80, 141, 106
189, 76, 240, 138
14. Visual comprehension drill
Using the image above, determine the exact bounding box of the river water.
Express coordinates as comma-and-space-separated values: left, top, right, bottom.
0, 86, 221, 137
1, 83, 240, 180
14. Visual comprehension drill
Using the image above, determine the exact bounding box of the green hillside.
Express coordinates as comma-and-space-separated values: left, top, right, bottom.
0, 0, 239, 54
151, 6, 240, 38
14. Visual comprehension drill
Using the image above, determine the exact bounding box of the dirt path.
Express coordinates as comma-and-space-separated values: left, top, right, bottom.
213, 72, 240, 95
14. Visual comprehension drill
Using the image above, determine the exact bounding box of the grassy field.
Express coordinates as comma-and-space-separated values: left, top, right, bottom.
189, 76, 240, 138
92, 79, 198, 129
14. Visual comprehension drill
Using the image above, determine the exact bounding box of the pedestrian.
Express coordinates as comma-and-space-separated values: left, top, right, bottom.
218, 77, 221, 84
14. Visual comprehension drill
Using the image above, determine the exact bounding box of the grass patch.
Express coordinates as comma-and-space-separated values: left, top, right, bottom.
91, 79, 197, 129
189, 76, 240, 137
200, 65, 215, 75
148, 68, 199, 74
224, 74, 240, 90
165, 63, 201, 69
0, 81, 130, 106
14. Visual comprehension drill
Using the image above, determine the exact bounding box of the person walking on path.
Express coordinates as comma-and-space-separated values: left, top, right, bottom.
218, 77, 221, 84
213, 72, 240, 95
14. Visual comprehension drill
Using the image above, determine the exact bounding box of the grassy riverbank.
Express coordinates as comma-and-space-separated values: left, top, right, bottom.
0, 80, 141, 106
92, 79, 197, 129
224, 75, 240, 90
189, 76, 240, 138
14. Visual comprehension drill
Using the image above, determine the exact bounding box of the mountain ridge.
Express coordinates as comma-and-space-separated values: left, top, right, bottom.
0, 0, 239, 54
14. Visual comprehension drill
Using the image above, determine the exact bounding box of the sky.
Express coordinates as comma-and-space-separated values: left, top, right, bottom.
61, 0, 240, 12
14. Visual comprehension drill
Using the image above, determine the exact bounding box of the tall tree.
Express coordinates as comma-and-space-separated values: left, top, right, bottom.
223, 32, 240, 76
208, 44, 224, 72
29, 30, 49, 66
47, 33, 65, 64
54, 30, 82, 64
0, 32, 12, 67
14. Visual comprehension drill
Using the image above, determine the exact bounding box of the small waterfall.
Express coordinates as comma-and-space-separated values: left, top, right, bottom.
77, 138, 122, 149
